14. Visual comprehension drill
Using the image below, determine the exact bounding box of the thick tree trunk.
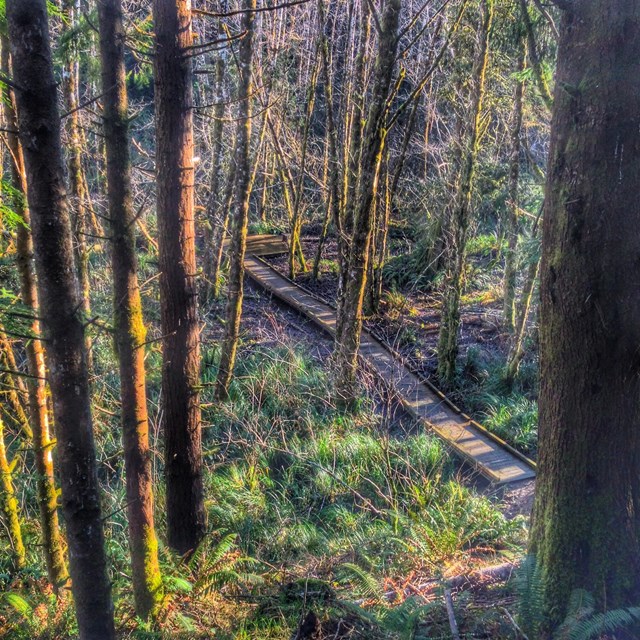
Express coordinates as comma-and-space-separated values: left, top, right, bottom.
98, 0, 163, 618
6, 1, 116, 637
530, 1, 640, 630
0, 35, 68, 592
437, 0, 493, 385
215, 0, 256, 399
502, 38, 526, 332
153, 0, 206, 555
333, 0, 401, 404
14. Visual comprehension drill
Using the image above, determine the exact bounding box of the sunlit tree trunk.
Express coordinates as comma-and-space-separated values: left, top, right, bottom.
7, 1, 116, 636
215, 0, 256, 399
0, 417, 25, 572
98, 0, 163, 617
0, 35, 68, 592
530, 1, 640, 631
437, 0, 493, 385
153, 0, 206, 555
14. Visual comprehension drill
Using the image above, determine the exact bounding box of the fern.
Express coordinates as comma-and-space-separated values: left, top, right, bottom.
516, 554, 546, 638
193, 533, 263, 596
338, 562, 383, 602
556, 590, 640, 640
3, 592, 32, 617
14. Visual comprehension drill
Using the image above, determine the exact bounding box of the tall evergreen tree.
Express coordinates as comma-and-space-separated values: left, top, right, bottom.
153, 0, 206, 555
0, 34, 68, 592
6, 1, 116, 636
530, 0, 640, 630
98, 0, 163, 617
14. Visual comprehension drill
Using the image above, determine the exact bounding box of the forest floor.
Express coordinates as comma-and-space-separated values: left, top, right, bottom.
2, 236, 535, 639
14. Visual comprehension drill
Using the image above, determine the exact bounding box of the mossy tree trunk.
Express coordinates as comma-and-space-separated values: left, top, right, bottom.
153, 0, 206, 555
437, 0, 493, 385
0, 35, 68, 592
530, 0, 640, 631
0, 417, 25, 573
215, 0, 256, 399
334, 0, 401, 404
7, 1, 116, 636
98, 0, 163, 618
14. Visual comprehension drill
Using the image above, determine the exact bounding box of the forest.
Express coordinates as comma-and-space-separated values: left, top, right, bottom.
0, 0, 638, 638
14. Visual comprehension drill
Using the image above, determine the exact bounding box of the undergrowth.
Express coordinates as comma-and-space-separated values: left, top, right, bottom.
461, 345, 538, 456
1, 342, 526, 639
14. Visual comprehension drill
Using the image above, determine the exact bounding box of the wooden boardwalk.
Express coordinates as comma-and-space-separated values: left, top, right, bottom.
242, 236, 536, 485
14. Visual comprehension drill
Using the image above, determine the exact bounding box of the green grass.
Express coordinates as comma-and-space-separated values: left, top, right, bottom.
1, 339, 527, 639
462, 346, 539, 456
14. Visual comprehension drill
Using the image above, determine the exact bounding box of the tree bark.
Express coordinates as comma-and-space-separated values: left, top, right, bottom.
530, 1, 640, 630
6, 1, 116, 636
153, 0, 206, 555
0, 34, 68, 592
98, 0, 163, 617
437, 0, 493, 385
215, 0, 256, 399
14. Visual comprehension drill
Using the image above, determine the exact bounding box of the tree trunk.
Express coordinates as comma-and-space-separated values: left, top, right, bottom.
210, 130, 238, 301
98, 0, 163, 618
317, 0, 345, 297
437, 0, 493, 385
153, 0, 206, 555
0, 34, 68, 592
312, 133, 331, 280
334, 0, 401, 404
289, 54, 319, 279
502, 37, 526, 332
503, 254, 539, 385
0, 417, 25, 572
530, 1, 640, 631
215, 0, 256, 399
61, 0, 93, 366
203, 56, 226, 302
7, 1, 116, 636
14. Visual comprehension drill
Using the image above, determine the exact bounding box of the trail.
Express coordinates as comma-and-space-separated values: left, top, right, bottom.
239, 235, 536, 485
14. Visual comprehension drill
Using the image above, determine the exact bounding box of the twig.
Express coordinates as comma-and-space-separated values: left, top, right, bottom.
444, 588, 461, 640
